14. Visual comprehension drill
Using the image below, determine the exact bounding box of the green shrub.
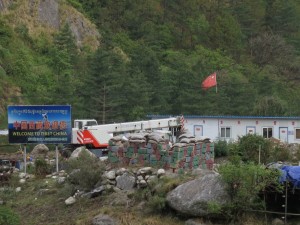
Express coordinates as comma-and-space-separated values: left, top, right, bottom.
133, 174, 192, 213
34, 158, 51, 177
0, 206, 20, 225
238, 134, 272, 164
293, 146, 300, 162
214, 140, 228, 157
218, 162, 282, 221
269, 145, 292, 162
65, 150, 105, 191
58, 182, 77, 198
147, 195, 166, 213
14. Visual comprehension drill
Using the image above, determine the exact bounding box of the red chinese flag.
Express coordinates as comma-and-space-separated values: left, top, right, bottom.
201, 72, 217, 90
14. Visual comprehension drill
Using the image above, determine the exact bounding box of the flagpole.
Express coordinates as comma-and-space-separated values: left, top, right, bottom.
216, 72, 218, 93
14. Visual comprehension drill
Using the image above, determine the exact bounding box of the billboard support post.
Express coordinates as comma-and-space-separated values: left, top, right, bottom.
23, 144, 27, 174
56, 144, 59, 173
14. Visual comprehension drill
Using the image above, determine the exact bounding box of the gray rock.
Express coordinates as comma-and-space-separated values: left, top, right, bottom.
185, 219, 208, 225
109, 191, 131, 207
82, 186, 105, 199
19, 173, 26, 179
15, 187, 21, 192
116, 168, 127, 176
108, 180, 116, 185
113, 187, 121, 192
272, 218, 284, 225
137, 175, 144, 181
157, 168, 166, 177
138, 180, 147, 188
65, 196, 76, 205
106, 171, 116, 180
166, 173, 230, 217
31, 144, 49, 155
147, 175, 158, 183
116, 173, 136, 190
92, 214, 117, 225
57, 177, 66, 184
70, 147, 96, 158
191, 168, 215, 177
37, 0, 59, 29
19, 179, 26, 184
0, 0, 12, 12
138, 167, 152, 175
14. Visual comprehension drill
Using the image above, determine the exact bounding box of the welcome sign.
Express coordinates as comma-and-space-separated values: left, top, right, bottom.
7, 105, 72, 144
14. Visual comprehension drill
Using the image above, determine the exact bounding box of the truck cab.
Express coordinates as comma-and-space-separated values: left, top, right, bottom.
74, 119, 98, 129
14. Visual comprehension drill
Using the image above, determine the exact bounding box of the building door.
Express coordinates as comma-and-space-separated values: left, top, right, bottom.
246, 126, 256, 135
194, 125, 203, 139
279, 127, 288, 143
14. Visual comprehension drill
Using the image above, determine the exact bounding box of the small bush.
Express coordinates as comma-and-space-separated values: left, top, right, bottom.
58, 183, 77, 198
214, 140, 229, 157
293, 146, 300, 162
65, 150, 105, 191
34, 158, 51, 177
269, 145, 292, 162
238, 134, 272, 164
219, 162, 283, 221
147, 195, 166, 213
0, 206, 20, 225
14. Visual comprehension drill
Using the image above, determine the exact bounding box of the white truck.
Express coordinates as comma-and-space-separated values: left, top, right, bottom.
62, 116, 183, 156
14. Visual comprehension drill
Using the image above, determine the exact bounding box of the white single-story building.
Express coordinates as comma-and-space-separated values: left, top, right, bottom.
149, 115, 300, 144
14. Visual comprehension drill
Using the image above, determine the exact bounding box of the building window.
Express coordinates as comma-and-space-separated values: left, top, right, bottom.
295, 129, 300, 139
221, 127, 231, 138
263, 127, 273, 138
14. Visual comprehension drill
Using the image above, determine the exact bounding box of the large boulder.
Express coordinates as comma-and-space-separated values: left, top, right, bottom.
70, 147, 96, 159
116, 172, 136, 190
166, 173, 230, 217
31, 144, 49, 155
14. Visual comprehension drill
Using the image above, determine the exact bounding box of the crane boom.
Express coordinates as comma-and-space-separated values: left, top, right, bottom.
70, 117, 182, 149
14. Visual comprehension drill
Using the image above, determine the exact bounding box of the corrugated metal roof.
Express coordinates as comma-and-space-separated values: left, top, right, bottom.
147, 115, 300, 120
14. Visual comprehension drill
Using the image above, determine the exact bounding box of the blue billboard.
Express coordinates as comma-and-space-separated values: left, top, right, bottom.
7, 105, 72, 144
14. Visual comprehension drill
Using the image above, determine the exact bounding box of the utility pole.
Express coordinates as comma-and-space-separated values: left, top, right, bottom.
258, 144, 261, 164
102, 85, 106, 124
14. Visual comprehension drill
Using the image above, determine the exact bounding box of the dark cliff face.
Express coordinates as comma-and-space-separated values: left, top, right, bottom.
0, 0, 100, 49
37, 0, 60, 29
0, 0, 12, 11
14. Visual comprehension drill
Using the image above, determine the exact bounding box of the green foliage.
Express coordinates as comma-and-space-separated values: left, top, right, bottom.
269, 145, 292, 162
219, 162, 282, 220
1, 0, 300, 120
66, 0, 83, 11
34, 158, 51, 177
238, 134, 272, 164
293, 146, 300, 162
133, 174, 191, 213
65, 150, 105, 191
214, 140, 228, 157
207, 201, 222, 215
14, 24, 32, 45
0, 206, 20, 225
147, 195, 167, 213
253, 96, 287, 116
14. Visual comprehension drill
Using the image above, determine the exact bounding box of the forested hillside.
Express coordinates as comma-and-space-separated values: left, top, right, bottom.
1, 0, 300, 127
